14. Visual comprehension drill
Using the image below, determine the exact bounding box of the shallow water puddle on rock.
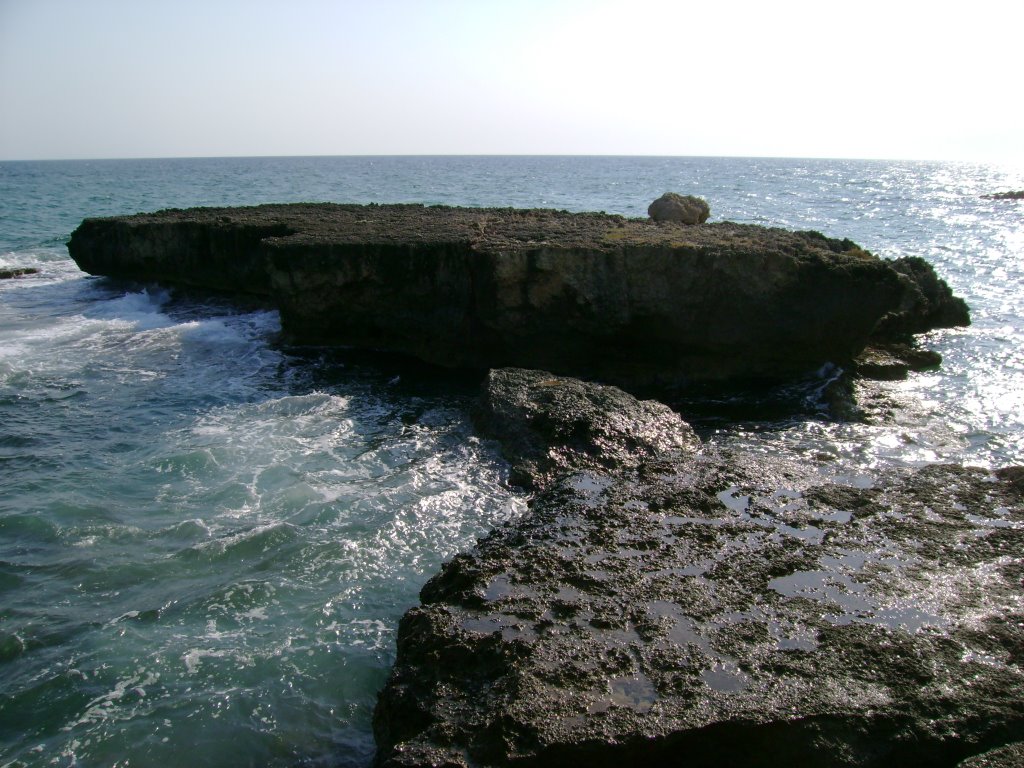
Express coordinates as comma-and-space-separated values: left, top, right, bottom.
567, 473, 613, 507
770, 565, 949, 632
769, 569, 873, 614
459, 612, 538, 641
647, 600, 712, 650
716, 486, 751, 514
483, 573, 538, 601
588, 674, 658, 714
773, 632, 819, 651
853, 606, 947, 633
773, 523, 825, 544
700, 662, 750, 693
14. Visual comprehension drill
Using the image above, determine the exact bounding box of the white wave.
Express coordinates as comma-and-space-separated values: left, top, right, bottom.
191, 393, 354, 444
0, 246, 83, 283
86, 287, 174, 330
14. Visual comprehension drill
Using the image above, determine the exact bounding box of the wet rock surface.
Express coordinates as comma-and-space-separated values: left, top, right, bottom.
853, 342, 944, 380
68, 203, 967, 388
374, 368, 1024, 767
472, 368, 700, 491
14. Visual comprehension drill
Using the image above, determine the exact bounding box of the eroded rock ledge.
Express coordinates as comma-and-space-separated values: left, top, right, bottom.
68, 203, 968, 388
374, 368, 1024, 767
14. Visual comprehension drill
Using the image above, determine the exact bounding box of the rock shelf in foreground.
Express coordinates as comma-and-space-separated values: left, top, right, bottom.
374, 368, 1024, 767
68, 203, 968, 387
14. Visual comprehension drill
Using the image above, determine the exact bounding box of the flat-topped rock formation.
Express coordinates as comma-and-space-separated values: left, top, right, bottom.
374, 368, 1024, 767
68, 203, 968, 388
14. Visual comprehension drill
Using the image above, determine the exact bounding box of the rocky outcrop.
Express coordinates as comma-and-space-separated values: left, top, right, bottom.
374, 368, 1024, 767
472, 367, 700, 490
981, 191, 1024, 201
957, 742, 1024, 767
647, 193, 711, 224
67, 210, 292, 295
873, 256, 971, 340
853, 342, 943, 380
68, 203, 968, 388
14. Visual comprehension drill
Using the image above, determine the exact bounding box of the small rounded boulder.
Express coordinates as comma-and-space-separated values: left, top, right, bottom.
648, 193, 710, 225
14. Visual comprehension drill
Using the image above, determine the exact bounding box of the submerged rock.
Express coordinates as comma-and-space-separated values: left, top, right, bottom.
374, 368, 1024, 767
67, 203, 968, 388
647, 192, 711, 224
0, 267, 39, 279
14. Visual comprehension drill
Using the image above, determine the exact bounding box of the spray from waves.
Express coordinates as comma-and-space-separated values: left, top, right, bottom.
1, 273, 526, 767
0, 245, 83, 283
2, 388, 525, 767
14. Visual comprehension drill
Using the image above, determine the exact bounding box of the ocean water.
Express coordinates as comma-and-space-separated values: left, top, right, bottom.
1, 156, 1022, 766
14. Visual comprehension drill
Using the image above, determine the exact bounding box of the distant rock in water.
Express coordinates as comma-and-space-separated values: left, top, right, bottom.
67, 203, 968, 388
981, 190, 1024, 200
647, 192, 711, 224
0, 267, 39, 279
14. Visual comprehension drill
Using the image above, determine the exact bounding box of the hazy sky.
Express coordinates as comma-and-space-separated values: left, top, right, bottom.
1, 0, 1021, 162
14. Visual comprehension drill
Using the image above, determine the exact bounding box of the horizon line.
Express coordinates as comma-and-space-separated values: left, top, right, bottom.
0, 152, 1012, 165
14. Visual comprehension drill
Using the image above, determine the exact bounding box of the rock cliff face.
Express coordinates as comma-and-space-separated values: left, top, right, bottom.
68, 203, 968, 388
374, 368, 1024, 768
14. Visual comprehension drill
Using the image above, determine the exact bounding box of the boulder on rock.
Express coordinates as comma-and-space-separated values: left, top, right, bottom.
647, 192, 711, 224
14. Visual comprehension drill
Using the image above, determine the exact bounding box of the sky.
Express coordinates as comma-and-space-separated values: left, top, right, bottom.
1, 0, 1021, 162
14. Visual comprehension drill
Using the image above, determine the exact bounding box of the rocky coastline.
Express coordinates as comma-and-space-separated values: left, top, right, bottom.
68, 203, 968, 390
375, 369, 1023, 766
66, 202, 1022, 765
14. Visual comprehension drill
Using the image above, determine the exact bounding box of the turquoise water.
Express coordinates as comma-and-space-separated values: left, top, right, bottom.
2, 156, 1023, 766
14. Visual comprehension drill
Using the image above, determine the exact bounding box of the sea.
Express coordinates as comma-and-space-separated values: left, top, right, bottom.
1, 156, 1022, 767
